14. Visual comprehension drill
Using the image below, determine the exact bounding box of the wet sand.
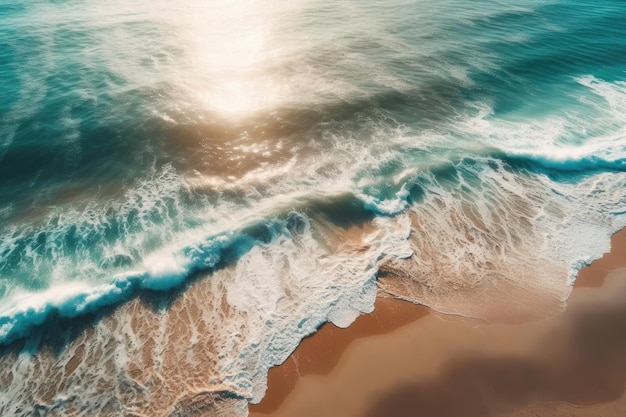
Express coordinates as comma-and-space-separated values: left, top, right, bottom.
249, 228, 626, 417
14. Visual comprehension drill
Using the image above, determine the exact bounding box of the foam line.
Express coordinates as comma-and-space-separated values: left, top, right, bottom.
0, 219, 291, 346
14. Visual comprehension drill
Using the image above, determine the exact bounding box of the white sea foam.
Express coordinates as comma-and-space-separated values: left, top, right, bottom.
1, 0, 626, 412
456, 76, 626, 279
220, 213, 412, 402
2, 76, 625, 350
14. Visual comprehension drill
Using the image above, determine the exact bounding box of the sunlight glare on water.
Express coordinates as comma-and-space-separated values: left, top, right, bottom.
179, 0, 293, 118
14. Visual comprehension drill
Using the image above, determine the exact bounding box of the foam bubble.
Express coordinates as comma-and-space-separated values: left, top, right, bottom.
142, 252, 189, 291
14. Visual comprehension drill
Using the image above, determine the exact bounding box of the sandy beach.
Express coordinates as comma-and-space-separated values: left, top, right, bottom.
249, 228, 626, 417
2, 2, 625, 416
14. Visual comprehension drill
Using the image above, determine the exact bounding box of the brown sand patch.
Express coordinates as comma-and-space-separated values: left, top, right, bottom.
249, 228, 626, 417
575, 228, 626, 287
251, 297, 429, 414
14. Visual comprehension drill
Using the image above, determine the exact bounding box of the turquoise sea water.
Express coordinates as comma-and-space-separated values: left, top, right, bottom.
1, 0, 626, 415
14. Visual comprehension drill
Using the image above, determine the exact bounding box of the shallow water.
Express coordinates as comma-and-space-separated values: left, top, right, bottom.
1, 0, 625, 415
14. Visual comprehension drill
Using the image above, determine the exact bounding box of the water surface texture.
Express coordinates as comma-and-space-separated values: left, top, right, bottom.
1, 0, 625, 415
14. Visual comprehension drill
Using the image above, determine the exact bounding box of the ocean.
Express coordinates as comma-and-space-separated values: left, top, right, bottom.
1, 0, 625, 415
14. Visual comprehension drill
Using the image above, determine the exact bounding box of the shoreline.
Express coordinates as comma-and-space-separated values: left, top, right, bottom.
249, 227, 626, 417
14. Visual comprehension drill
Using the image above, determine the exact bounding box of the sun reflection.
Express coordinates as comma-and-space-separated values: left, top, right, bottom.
196, 79, 254, 117
182, 0, 285, 118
